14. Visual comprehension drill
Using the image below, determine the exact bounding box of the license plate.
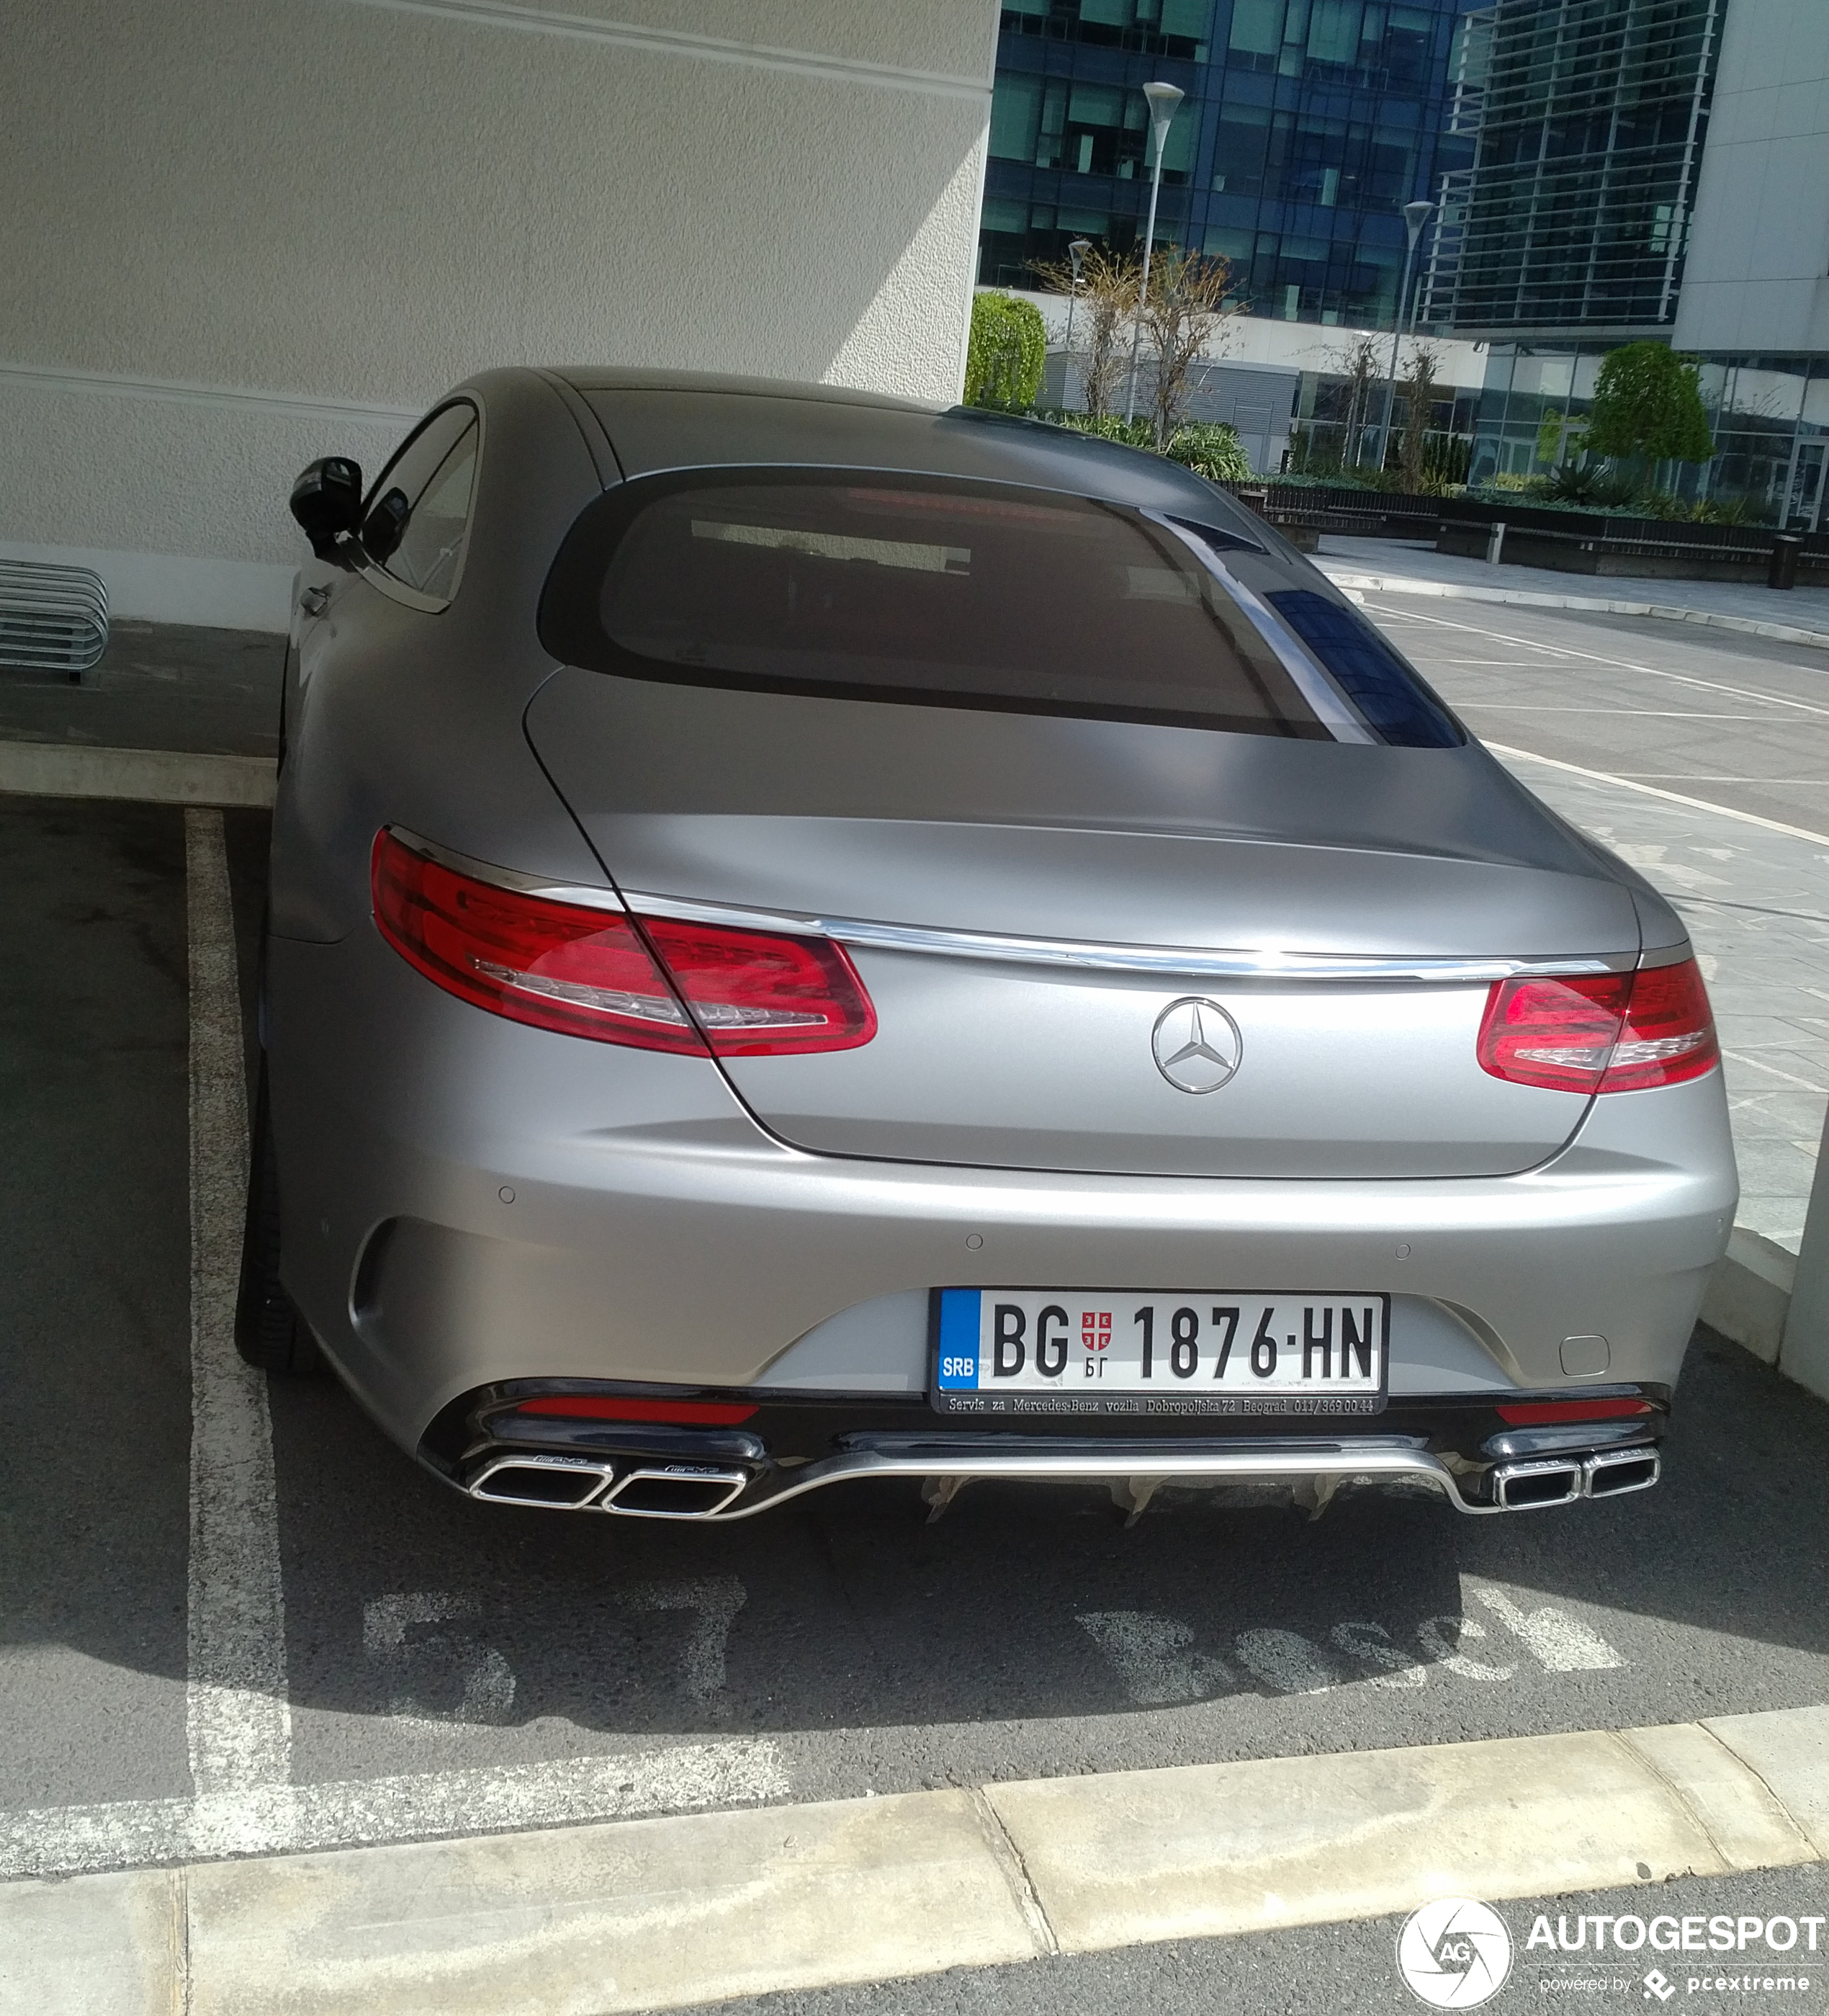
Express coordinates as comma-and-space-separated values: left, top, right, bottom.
930, 1289, 1388, 1416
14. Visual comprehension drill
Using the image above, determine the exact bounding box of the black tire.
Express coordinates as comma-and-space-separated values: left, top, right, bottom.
235, 1062, 322, 1374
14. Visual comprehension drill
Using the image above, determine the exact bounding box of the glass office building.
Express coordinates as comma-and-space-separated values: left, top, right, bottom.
1421, 0, 1829, 525
979, 0, 1485, 328
1420, 0, 1722, 337
1468, 349, 1829, 526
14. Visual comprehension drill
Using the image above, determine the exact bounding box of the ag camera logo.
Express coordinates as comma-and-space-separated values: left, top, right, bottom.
1398, 1897, 1514, 2008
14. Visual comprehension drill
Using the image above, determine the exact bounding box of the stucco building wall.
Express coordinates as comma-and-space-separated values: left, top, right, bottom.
0, 0, 996, 626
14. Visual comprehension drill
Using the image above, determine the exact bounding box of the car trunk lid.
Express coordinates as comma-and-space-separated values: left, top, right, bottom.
525, 671, 1640, 1178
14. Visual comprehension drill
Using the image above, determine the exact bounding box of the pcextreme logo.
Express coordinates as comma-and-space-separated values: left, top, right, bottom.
1398, 1898, 1514, 2008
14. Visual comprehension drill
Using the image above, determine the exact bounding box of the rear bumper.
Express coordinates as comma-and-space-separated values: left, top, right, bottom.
268, 932, 1737, 1463
426, 1399, 1667, 1520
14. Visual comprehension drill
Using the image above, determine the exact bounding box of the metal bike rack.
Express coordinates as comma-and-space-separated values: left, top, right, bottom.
0, 560, 109, 679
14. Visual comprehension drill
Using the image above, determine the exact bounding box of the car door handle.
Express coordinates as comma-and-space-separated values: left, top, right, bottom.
300, 583, 332, 618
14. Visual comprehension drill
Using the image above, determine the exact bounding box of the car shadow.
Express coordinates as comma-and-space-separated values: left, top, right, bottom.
260, 1318, 1829, 1778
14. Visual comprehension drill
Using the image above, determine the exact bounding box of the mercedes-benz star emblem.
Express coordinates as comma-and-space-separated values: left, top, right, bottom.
1151, 997, 1243, 1094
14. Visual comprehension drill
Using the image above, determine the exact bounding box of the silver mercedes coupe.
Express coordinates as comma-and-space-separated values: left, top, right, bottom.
240, 367, 1735, 1523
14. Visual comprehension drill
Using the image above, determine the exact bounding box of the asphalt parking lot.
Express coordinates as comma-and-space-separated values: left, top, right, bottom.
2, 601, 1828, 2012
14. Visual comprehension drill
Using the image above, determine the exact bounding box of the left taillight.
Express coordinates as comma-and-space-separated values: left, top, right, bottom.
371, 829, 876, 1054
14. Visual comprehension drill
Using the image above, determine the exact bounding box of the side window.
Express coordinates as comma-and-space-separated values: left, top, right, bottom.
362, 402, 480, 602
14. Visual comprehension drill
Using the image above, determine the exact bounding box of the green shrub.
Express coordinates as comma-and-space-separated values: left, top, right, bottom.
1694, 491, 1771, 527
1539, 462, 1642, 509
965, 292, 1048, 413
1164, 421, 1251, 483
1041, 410, 1156, 448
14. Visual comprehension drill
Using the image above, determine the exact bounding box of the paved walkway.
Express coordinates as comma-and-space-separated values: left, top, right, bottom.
1315, 534, 1829, 648
1362, 592, 1829, 1255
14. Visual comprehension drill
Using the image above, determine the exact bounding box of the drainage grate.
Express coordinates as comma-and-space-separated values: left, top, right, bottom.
0, 560, 109, 678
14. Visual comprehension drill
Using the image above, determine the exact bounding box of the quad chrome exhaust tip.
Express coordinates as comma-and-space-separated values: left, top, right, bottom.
463, 1454, 750, 1517
1491, 1445, 1660, 1510
465, 1452, 618, 1508
601, 1464, 751, 1518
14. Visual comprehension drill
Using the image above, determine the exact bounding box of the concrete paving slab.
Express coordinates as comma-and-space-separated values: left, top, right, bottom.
983, 1727, 1732, 1954
1618, 1720, 1817, 1870
1706, 1706, 1829, 1858
11, 1711, 1827, 2015
181, 1788, 1043, 2016
0, 740, 274, 805
0, 1867, 181, 2016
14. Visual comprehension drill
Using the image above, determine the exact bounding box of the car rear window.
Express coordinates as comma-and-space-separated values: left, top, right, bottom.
539, 470, 1462, 745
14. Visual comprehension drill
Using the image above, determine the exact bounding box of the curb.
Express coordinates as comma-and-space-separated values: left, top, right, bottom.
3, 1707, 1825, 2015
1706, 1229, 1829, 1405
1316, 566, 1829, 652
0, 740, 276, 807
1704, 1229, 1798, 1368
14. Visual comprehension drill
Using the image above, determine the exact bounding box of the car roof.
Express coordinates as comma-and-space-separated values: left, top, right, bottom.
531, 366, 1264, 525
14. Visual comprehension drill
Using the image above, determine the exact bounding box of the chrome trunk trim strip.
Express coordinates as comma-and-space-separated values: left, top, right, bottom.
385, 828, 1645, 984
621, 890, 1636, 983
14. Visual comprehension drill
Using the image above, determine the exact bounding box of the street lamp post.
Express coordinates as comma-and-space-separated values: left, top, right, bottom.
1375, 199, 1436, 472
1062, 237, 1092, 411
1123, 81, 1185, 429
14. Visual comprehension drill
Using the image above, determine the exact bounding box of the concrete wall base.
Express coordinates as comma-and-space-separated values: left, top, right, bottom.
1703, 1227, 1828, 1403
0, 537, 295, 633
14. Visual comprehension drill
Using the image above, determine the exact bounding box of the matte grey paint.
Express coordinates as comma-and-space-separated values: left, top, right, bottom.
262, 366, 1735, 1472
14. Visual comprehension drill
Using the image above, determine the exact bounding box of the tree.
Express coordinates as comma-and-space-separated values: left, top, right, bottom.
1398, 341, 1444, 493
1030, 243, 1141, 418
1325, 334, 1384, 470
1135, 248, 1236, 446
1585, 343, 1714, 464
964, 291, 1048, 412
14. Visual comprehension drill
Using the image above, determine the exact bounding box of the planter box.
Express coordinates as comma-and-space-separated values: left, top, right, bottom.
1435, 520, 1829, 584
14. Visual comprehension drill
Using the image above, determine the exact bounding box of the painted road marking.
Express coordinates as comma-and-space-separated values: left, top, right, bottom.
1078, 1587, 1624, 1705
1372, 601, 1829, 714
4, 1708, 1823, 2013
363, 1577, 749, 1721
184, 807, 292, 1857
1488, 743, 1829, 848
616, 1577, 747, 1707
0, 810, 787, 1883
1077, 1612, 1233, 1706
363, 1594, 518, 1724
0, 1742, 791, 1881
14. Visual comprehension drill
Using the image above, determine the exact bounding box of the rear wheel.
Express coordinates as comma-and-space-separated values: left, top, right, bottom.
235, 1062, 321, 1374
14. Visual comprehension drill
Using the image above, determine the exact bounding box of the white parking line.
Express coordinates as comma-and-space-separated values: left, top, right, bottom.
184, 808, 292, 1856
1370, 602, 1829, 719
1488, 744, 1829, 848
170, 810, 789, 1876
0, 1743, 791, 1881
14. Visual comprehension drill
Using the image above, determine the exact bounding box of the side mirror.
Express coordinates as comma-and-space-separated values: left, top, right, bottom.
289, 457, 364, 564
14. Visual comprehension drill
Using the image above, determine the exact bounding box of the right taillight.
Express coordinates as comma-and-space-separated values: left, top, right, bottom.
372, 829, 875, 1054
1477, 957, 1717, 1096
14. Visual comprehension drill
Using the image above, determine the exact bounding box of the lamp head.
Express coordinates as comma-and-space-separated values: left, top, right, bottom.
1068, 237, 1092, 280
1141, 80, 1184, 151
1402, 200, 1436, 246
